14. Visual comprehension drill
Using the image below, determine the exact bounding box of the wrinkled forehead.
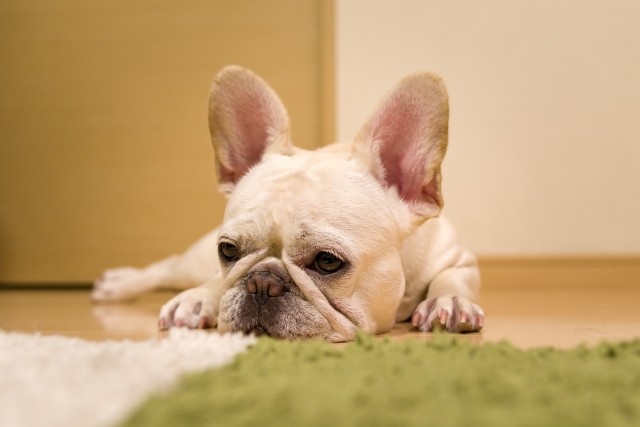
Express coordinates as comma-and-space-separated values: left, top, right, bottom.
221, 153, 396, 248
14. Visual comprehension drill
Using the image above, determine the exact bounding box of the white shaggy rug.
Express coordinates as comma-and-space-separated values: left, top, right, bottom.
0, 329, 257, 427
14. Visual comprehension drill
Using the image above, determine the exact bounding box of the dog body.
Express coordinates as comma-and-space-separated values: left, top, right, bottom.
92, 67, 483, 342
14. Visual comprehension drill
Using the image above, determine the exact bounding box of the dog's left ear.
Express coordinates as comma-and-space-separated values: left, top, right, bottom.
353, 72, 449, 223
209, 66, 292, 195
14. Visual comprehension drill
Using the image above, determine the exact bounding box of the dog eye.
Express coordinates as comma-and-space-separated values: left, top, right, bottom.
314, 252, 344, 274
219, 242, 239, 261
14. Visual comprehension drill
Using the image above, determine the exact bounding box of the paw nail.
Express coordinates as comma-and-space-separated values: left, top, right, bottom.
439, 310, 448, 324
411, 312, 422, 326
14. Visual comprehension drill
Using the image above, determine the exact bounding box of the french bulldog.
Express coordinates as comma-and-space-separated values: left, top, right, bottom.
92, 66, 483, 342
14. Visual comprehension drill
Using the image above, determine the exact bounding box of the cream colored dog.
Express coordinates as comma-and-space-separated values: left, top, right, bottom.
92, 66, 483, 342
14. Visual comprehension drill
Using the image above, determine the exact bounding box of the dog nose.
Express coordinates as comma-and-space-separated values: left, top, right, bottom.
246, 272, 285, 297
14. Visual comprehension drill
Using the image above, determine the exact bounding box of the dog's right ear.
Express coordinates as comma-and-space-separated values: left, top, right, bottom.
209, 66, 292, 195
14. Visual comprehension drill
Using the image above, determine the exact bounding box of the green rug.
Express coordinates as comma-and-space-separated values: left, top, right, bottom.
122, 333, 640, 427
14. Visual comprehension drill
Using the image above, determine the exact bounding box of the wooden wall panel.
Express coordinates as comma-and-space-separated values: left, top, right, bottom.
0, 0, 331, 282
319, 0, 335, 147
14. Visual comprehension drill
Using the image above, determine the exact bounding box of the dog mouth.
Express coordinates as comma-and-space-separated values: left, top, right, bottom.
245, 324, 270, 337
219, 274, 334, 340
227, 290, 331, 340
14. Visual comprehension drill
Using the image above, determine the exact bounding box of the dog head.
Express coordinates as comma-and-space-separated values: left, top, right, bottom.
210, 66, 448, 342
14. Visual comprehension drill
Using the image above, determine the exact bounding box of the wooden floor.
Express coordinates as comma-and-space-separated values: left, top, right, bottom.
1, 286, 639, 349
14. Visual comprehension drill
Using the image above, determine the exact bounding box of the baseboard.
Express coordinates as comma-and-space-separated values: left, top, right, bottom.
478, 256, 640, 287
2, 257, 639, 289
0, 282, 92, 289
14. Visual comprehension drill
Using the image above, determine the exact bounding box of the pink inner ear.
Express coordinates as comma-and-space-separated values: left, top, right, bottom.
375, 95, 440, 207
219, 85, 274, 185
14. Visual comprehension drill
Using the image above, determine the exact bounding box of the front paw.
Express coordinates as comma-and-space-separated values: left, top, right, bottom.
92, 267, 146, 301
158, 287, 219, 330
411, 296, 484, 333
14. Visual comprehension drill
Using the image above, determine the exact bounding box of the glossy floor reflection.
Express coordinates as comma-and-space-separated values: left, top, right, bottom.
1, 286, 639, 348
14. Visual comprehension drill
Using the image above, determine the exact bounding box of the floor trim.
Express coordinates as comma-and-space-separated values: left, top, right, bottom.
0, 283, 92, 289
2, 257, 638, 288
478, 256, 640, 287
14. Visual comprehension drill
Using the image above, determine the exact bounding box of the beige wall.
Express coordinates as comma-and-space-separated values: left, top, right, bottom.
336, 0, 640, 256
0, 0, 330, 282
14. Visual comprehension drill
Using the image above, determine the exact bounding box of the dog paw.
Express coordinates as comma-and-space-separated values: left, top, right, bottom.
411, 296, 484, 333
92, 267, 149, 301
158, 287, 219, 330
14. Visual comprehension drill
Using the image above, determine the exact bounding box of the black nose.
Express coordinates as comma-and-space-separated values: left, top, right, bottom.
246, 272, 285, 298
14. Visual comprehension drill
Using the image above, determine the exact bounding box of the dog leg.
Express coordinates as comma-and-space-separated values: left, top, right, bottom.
92, 256, 179, 301
92, 227, 222, 301
411, 262, 484, 333
158, 275, 224, 329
